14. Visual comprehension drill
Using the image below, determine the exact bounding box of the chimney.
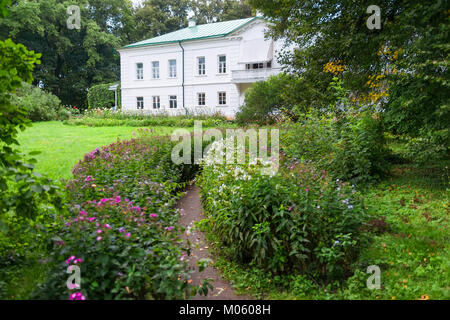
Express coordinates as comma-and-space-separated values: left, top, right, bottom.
188, 18, 196, 28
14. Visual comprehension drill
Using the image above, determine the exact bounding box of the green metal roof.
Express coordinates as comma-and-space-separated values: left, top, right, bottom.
123, 17, 260, 49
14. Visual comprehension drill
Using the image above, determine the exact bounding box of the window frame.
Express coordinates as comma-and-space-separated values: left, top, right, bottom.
136, 96, 144, 109
218, 55, 227, 74
197, 92, 206, 106
197, 56, 206, 76
218, 91, 227, 106
136, 62, 144, 80
151, 61, 160, 79
169, 95, 177, 109
168, 59, 177, 78
152, 96, 160, 109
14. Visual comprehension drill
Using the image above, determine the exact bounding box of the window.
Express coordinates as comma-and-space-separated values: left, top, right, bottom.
197, 93, 205, 106
152, 96, 160, 109
218, 55, 226, 74
197, 57, 205, 75
218, 92, 226, 105
169, 95, 177, 108
136, 63, 143, 80
168, 59, 177, 78
136, 97, 144, 109
152, 61, 160, 79
266, 60, 272, 68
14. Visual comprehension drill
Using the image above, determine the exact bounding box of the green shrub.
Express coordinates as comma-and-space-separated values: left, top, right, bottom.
281, 111, 389, 184
87, 83, 121, 110
236, 73, 323, 124
11, 83, 69, 122
198, 139, 367, 281
64, 109, 231, 128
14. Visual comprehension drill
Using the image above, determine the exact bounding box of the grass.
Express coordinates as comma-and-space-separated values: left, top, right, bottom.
17, 121, 177, 180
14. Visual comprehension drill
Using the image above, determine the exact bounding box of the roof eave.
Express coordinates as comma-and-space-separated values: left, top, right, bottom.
119, 16, 263, 51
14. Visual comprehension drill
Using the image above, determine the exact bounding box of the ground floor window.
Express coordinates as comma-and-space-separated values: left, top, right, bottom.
152, 96, 160, 109
169, 95, 177, 108
197, 93, 205, 106
137, 97, 144, 109
218, 92, 226, 105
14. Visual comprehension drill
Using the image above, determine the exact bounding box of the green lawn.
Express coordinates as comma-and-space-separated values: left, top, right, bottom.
17, 121, 177, 180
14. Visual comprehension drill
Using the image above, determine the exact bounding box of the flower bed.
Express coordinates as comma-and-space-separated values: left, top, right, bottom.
34, 135, 203, 299
198, 139, 368, 281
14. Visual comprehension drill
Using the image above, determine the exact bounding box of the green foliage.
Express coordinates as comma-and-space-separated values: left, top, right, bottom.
65, 109, 231, 127
11, 82, 70, 121
33, 135, 209, 299
87, 83, 121, 110
199, 139, 367, 281
0, 12, 64, 222
236, 73, 318, 124
281, 111, 389, 185
0, 0, 129, 108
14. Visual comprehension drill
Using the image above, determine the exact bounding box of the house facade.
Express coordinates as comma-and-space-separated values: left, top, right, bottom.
118, 17, 284, 118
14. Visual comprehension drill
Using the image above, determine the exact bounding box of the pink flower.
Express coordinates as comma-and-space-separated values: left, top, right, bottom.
74, 258, 83, 264
65, 255, 76, 264
96, 229, 103, 234
165, 226, 174, 231
88, 217, 95, 222
96, 236, 102, 241
150, 214, 158, 218
125, 233, 131, 238
115, 196, 121, 203
103, 224, 111, 229
69, 292, 86, 300
79, 210, 87, 216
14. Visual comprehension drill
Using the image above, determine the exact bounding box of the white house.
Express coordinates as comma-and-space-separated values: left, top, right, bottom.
118, 17, 284, 118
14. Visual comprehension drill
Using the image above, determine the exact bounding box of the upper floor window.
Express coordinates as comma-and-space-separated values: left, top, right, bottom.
197, 57, 206, 75
169, 95, 177, 108
168, 59, 177, 78
137, 97, 144, 109
218, 92, 226, 106
152, 96, 160, 109
136, 63, 143, 80
152, 61, 160, 79
197, 93, 205, 106
218, 55, 226, 74
245, 61, 272, 70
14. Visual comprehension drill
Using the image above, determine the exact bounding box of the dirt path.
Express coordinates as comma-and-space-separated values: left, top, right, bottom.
177, 184, 249, 300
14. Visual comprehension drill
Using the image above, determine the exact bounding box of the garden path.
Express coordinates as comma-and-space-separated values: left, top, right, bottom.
177, 184, 249, 300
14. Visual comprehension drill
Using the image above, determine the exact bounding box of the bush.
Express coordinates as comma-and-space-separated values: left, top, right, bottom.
11, 82, 70, 121
33, 135, 209, 299
64, 109, 230, 128
87, 83, 121, 110
236, 73, 323, 124
281, 111, 389, 184
198, 138, 367, 281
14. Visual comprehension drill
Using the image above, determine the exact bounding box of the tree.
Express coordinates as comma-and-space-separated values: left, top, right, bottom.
248, 0, 449, 139
0, 0, 134, 108
0, 0, 62, 221
132, 0, 190, 41
190, 0, 253, 25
